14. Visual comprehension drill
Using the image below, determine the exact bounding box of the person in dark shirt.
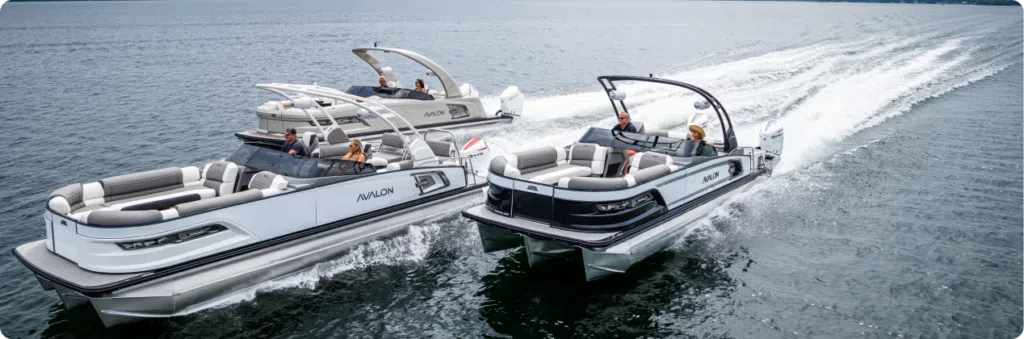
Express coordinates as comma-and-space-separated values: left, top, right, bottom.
612, 112, 637, 133
280, 128, 307, 157
378, 76, 388, 88
613, 112, 638, 175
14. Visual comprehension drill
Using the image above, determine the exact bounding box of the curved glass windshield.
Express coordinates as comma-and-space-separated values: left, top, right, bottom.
577, 127, 700, 157
344, 86, 434, 100
226, 144, 377, 178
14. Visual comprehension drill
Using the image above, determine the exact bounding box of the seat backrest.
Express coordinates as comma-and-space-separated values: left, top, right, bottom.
490, 146, 566, 178
385, 159, 414, 171
48, 183, 84, 215
568, 143, 609, 176
49, 167, 203, 215
301, 132, 319, 152
202, 160, 239, 196
248, 171, 289, 196
380, 132, 405, 153
325, 128, 350, 145
426, 139, 458, 158
311, 143, 351, 158
629, 152, 673, 173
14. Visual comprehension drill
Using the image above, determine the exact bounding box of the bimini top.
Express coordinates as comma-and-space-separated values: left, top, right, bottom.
597, 75, 737, 152
352, 47, 462, 99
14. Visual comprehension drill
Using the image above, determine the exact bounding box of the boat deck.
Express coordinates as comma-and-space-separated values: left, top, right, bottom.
14, 241, 145, 291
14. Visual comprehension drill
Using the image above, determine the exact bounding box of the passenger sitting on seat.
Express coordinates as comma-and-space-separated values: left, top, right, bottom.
378, 76, 389, 88
614, 112, 639, 175
341, 139, 366, 163
414, 79, 427, 93
689, 125, 716, 157
280, 128, 307, 157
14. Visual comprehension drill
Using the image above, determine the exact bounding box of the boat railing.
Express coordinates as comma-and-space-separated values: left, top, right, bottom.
422, 154, 480, 186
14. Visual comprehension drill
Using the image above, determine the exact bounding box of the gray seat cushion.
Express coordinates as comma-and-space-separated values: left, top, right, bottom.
627, 164, 672, 185
99, 186, 216, 210
176, 190, 264, 217
521, 164, 591, 185
313, 143, 351, 158
87, 210, 164, 227
558, 177, 630, 190
373, 150, 406, 163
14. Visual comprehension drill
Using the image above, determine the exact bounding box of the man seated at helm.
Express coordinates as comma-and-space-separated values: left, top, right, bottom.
689, 125, 717, 157
280, 128, 307, 157
612, 111, 637, 133
613, 111, 638, 175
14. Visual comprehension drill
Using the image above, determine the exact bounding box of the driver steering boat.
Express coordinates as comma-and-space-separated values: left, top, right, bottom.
12, 84, 490, 327
236, 47, 526, 146
462, 76, 785, 281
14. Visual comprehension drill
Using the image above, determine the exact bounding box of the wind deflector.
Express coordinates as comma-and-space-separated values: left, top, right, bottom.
226, 144, 375, 178
596, 75, 735, 151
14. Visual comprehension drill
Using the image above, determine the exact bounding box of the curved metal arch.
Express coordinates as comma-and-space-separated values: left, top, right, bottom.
352, 47, 462, 99
596, 75, 734, 150
256, 83, 440, 166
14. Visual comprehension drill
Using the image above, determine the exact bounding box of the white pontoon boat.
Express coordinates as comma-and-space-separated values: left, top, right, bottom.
462, 76, 785, 281
13, 84, 491, 327
236, 47, 525, 146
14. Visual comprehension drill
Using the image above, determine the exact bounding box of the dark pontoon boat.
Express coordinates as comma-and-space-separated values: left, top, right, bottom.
462, 76, 785, 281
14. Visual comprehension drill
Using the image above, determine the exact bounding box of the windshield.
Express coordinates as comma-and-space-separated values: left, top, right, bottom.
344, 85, 434, 100
577, 127, 700, 157
226, 144, 377, 178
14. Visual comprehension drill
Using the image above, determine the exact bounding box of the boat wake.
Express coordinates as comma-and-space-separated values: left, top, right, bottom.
471, 12, 1020, 175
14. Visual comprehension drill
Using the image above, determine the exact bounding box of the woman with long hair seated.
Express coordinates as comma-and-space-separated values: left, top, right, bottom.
688, 125, 717, 157
414, 79, 428, 93
341, 139, 366, 163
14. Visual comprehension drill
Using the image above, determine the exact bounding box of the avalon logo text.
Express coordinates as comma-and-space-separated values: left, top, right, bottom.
357, 187, 394, 202
701, 172, 720, 184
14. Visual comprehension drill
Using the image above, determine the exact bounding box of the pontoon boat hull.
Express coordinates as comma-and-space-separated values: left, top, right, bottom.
15, 187, 483, 327
468, 175, 762, 281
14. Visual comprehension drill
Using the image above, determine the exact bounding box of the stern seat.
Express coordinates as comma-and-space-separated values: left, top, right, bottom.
557, 152, 679, 190
48, 160, 241, 225
74, 171, 289, 226
489, 143, 608, 185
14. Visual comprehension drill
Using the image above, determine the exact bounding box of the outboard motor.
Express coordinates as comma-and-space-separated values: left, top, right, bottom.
461, 137, 492, 176
496, 86, 525, 118
759, 119, 785, 174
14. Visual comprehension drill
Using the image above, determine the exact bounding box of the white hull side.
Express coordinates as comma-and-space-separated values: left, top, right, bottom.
25, 188, 483, 327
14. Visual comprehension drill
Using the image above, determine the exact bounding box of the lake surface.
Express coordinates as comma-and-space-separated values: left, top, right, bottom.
0, 1, 1021, 338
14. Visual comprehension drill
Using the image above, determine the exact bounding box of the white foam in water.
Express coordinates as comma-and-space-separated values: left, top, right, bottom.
203, 223, 441, 309
478, 32, 1011, 174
